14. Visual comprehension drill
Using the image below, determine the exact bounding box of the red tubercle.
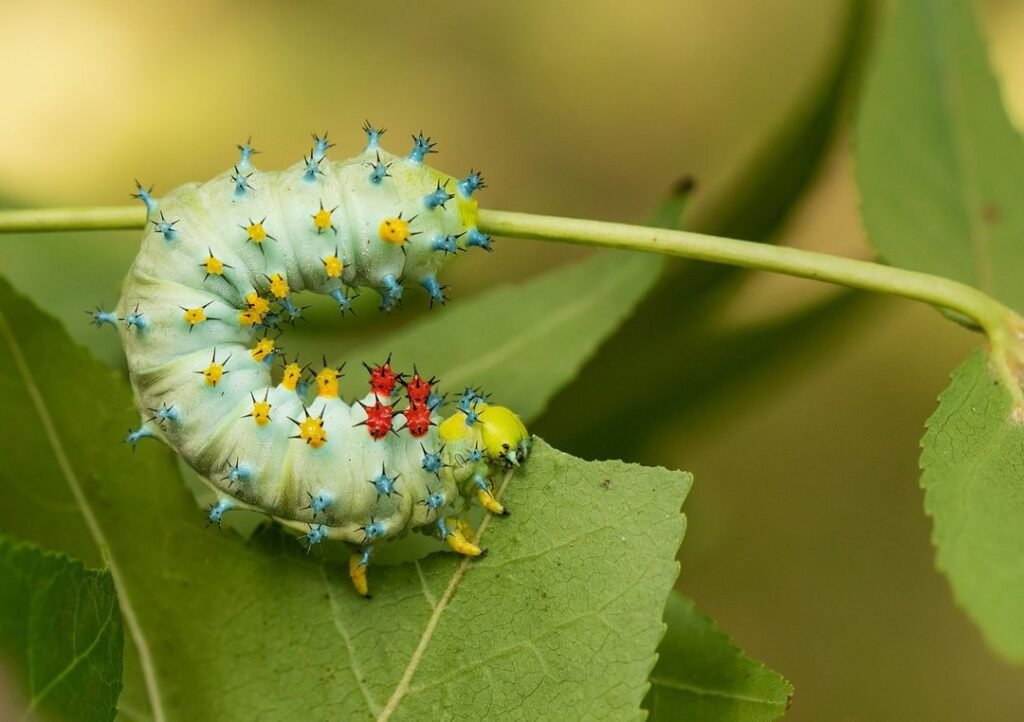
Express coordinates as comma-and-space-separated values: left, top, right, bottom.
402, 403, 433, 438
364, 355, 403, 397
362, 398, 394, 440
404, 369, 436, 406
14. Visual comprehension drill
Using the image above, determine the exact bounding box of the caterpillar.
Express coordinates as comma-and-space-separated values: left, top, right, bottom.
91, 124, 532, 597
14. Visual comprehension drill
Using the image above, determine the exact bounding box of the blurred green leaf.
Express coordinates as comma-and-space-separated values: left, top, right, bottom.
694, 0, 869, 240
0, 536, 123, 722
921, 352, 1024, 662
0, 259, 688, 718
856, 0, 1024, 313
646, 592, 792, 721
342, 249, 662, 422
538, 0, 869, 458
856, 0, 1024, 662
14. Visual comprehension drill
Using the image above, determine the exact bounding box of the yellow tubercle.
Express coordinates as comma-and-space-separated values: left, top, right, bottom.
476, 487, 506, 515
349, 553, 370, 597
239, 309, 260, 327
445, 518, 483, 557
202, 362, 224, 386
245, 221, 268, 244
313, 204, 335, 234
316, 367, 341, 398
245, 292, 270, 316
250, 398, 271, 426
239, 292, 270, 327
183, 306, 207, 326
281, 362, 303, 391
204, 255, 224, 275
322, 255, 344, 278
251, 337, 276, 362
298, 416, 327, 448
379, 216, 411, 246
267, 273, 289, 299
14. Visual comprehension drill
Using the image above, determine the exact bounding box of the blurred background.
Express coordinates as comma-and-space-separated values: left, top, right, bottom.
2, 0, 1024, 718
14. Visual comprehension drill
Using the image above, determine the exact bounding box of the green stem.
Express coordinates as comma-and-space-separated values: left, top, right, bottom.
0, 203, 1019, 358
0, 206, 147, 233
477, 209, 1016, 341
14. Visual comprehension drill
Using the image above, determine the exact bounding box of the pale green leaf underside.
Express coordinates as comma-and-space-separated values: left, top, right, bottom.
921, 351, 1024, 661
0, 536, 123, 722
856, 0, 1024, 314
645, 592, 792, 721
0, 266, 688, 719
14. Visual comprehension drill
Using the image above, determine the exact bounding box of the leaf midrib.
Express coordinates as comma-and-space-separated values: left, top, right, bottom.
0, 311, 167, 722
375, 470, 512, 721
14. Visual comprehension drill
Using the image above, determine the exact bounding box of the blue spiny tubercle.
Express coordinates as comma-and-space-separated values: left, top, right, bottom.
303, 154, 324, 182
306, 525, 328, 546
312, 132, 334, 161
207, 498, 234, 527
225, 459, 252, 486
421, 275, 446, 306
431, 233, 460, 255
423, 181, 454, 210
306, 492, 332, 517
151, 212, 178, 241
124, 425, 156, 448
236, 138, 257, 171
457, 170, 485, 198
407, 132, 436, 164
131, 181, 157, 214
150, 403, 181, 425
421, 446, 445, 475
123, 307, 147, 331
370, 468, 399, 498
362, 121, 385, 151
89, 307, 118, 327
329, 287, 356, 315
231, 166, 253, 196
362, 519, 387, 541
380, 275, 403, 310
466, 227, 492, 251
368, 152, 391, 184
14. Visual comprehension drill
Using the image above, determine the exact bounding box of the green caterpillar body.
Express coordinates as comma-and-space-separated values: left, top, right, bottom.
102, 128, 530, 594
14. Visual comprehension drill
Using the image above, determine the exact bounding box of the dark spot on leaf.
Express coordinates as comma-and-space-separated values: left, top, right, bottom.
600, 479, 611, 490
981, 203, 1001, 223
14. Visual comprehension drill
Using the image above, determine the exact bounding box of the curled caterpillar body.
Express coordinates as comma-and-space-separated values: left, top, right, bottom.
109, 127, 529, 595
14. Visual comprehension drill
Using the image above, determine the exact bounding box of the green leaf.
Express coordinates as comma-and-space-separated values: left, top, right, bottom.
856, 0, 1024, 661
856, 0, 1024, 312
921, 351, 1024, 661
695, 0, 868, 241
538, 0, 870, 457
646, 592, 792, 722
0, 536, 123, 722
342, 249, 663, 423
0, 273, 688, 718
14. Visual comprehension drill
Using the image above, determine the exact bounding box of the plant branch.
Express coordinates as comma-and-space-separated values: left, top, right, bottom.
0, 203, 1020, 377
477, 209, 1016, 339
0, 206, 147, 233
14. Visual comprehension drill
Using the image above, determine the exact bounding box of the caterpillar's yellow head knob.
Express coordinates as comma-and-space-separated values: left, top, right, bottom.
439, 404, 530, 467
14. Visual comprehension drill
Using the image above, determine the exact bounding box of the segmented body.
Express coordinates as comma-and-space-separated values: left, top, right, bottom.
108, 129, 530, 574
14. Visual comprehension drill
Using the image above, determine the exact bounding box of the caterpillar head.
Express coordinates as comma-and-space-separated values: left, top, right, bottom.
439, 403, 531, 467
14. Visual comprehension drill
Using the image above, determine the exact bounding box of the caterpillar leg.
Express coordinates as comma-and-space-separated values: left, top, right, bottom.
348, 547, 373, 598
438, 518, 485, 557
473, 473, 508, 516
